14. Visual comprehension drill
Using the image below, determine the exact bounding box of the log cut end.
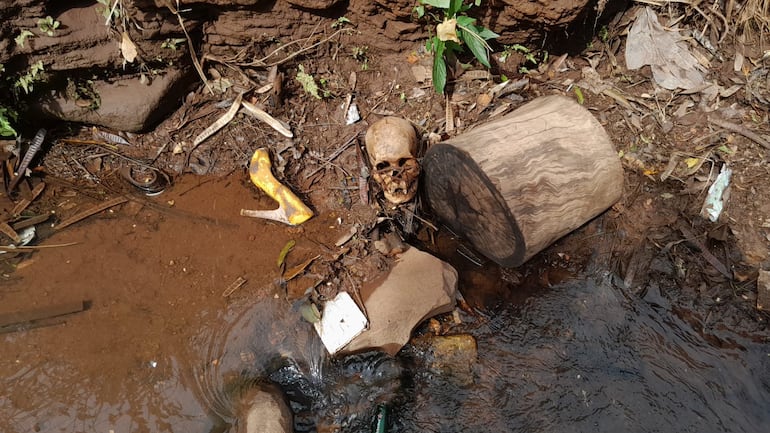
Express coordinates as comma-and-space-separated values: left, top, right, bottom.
422, 143, 526, 267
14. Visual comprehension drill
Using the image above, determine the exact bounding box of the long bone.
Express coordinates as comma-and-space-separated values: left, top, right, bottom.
240, 148, 313, 225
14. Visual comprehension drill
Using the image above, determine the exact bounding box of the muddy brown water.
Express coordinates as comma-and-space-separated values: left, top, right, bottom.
1, 177, 769, 433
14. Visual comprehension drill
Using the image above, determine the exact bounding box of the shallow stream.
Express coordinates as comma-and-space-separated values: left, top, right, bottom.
3, 263, 768, 433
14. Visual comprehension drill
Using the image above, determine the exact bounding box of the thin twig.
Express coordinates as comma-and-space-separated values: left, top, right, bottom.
304, 134, 359, 179
244, 28, 349, 67
708, 115, 770, 149
0, 241, 79, 252
162, 1, 212, 94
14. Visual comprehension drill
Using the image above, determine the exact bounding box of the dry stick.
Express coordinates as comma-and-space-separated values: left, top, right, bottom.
11, 182, 46, 218
164, 2, 212, 94
708, 115, 770, 149
678, 223, 732, 279
0, 241, 79, 252
0, 222, 20, 243
241, 101, 293, 137
11, 213, 51, 231
191, 92, 244, 148
247, 28, 349, 67
54, 197, 128, 231
304, 134, 359, 179
0, 300, 85, 329
8, 128, 46, 193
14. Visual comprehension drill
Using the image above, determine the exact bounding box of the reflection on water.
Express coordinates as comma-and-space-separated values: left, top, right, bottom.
397, 275, 770, 433
2, 274, 769, 433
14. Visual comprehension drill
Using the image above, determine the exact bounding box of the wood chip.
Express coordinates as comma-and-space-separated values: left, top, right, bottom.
284, 255, 319, 281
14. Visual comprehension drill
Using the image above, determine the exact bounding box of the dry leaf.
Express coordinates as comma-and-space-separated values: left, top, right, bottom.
625, 7, 705, 90
684, 157, 701, 168
121, 32, 138, 63
437, 18, 460, 44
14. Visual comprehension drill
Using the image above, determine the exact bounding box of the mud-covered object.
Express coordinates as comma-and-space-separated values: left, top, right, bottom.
233, 382, 293, 433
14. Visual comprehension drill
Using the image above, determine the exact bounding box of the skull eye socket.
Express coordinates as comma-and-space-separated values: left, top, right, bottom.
375, 161, 390, 171
397, 158, 409, 167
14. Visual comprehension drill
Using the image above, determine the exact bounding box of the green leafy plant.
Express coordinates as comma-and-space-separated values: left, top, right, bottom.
351, 46, 369, 70
296, 65, 322, 99
37, 16, 60, 36
499, 44, 548, 74
332, 16, 352, 29
598, 25, 610, 42
15, 30, 35, 47
415, 0, 498, 94
0, 106, 17, 137
161, 38, 186, 51
15, 60, 45, 94
97, 0, 122, 25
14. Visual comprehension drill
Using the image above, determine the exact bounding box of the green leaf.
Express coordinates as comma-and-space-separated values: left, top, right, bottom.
448, 0, 464, 16
573, 86, 584, 105
455, 15, 476, 27
0, 107, 17, 137
421, 0, 450, 8
477, 27, 499, 40
432, 40, 447, 94
414, 5, 425, 18
15, 30, 34, 47
460, 27, 490, 67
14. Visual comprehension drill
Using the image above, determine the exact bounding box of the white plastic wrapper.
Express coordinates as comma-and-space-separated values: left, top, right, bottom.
701, 164, 732, 222
314, 291, 368, 355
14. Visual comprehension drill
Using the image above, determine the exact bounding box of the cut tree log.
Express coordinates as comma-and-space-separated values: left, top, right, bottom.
422, 95, 624, 267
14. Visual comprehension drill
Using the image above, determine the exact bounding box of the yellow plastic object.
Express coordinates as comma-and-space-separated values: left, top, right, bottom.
240, 148, 313, 225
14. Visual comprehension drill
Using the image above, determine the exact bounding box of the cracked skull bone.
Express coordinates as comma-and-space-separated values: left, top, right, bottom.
365, 117, 420, 204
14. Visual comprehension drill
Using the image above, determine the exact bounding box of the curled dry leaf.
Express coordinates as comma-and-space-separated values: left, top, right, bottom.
625, 7, 705, 91
121, 32, 138, 63
437, 19, 460, 44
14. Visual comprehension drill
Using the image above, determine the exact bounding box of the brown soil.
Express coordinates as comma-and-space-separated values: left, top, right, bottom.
2, 1, 770, 431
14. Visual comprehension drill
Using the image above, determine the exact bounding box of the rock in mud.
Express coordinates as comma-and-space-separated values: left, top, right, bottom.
412, 334, 478, 386
234, 382, 293, 433
342, 247, 458, 356
34, 68, 193, 132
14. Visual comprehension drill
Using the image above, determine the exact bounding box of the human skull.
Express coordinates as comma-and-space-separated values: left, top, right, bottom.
365, 117, 420, 204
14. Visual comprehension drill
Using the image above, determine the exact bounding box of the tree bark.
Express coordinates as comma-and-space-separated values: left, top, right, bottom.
422, 95, 624, 267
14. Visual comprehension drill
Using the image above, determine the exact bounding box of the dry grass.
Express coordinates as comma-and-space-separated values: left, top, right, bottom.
736, 0, 770, 40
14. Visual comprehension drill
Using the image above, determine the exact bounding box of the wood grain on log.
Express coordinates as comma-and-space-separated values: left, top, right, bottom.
423, 95, 624, 267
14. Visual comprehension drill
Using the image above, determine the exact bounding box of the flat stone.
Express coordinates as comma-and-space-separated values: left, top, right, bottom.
757, 269, 770, 311
36, 67, 192, 132
412, 333, 478, 385
342, 246, 458, 356
234, 382, 293, 433
285, 0, 342, 9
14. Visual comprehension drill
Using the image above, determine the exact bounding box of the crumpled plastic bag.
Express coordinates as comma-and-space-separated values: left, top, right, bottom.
625, 7, 706, 91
